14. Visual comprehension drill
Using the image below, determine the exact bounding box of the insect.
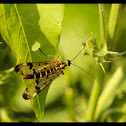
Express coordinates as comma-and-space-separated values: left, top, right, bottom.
15, 48, 101, 100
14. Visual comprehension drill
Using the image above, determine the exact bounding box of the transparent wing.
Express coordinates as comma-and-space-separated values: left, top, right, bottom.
15, 60, 59, 76
22, 69, 64, 100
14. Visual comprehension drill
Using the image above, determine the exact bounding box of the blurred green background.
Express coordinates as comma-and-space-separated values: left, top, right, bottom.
1, 4, 126, 122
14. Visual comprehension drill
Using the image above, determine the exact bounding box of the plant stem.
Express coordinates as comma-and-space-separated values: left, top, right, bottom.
98, 4, 106, 49
85, 80, 100, 121
85, 4, 106, 122
85, 65, 103, 122
108, 4, 121, 50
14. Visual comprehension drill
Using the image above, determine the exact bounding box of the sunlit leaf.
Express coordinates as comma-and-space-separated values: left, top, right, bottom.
0, 4, 64, 120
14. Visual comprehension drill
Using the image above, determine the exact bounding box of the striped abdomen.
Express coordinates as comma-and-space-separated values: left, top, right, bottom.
23, 60, 71, 79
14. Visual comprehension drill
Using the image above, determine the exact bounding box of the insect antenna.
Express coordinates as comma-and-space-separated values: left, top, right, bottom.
70, 48, 84, 62
39, 48, 56, 57
70, 48, 102, 88
71, 63, 102, 88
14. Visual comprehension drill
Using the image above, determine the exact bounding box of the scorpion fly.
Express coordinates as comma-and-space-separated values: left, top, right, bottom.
15, 48, 101, 100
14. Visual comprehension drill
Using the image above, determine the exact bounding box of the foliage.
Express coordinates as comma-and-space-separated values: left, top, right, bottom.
0, 4, 126, 122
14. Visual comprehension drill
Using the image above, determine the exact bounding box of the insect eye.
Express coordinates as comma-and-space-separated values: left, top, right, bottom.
67, 60, 71, 66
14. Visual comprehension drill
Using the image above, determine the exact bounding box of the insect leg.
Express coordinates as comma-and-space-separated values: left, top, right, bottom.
55, 54, 62, 61
59, 54, 62, 61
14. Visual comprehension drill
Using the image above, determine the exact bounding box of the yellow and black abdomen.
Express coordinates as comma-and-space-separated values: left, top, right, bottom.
23, 60, 71, 79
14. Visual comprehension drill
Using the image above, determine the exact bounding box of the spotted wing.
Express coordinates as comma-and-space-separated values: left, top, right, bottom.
23, 69, 64, 100
15, 60, 58, 76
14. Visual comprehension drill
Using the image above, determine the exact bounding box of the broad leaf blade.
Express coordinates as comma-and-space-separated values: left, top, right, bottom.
0, 4, 64, 120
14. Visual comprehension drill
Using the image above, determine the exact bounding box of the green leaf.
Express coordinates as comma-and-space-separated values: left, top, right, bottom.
0, 4, 64, 120
94, 65, 124, 121
0, 68, 14, 85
